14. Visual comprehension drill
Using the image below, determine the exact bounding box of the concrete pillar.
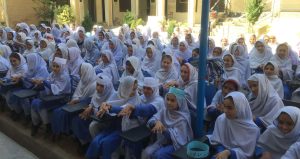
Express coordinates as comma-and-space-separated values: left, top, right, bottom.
156, 0, 165, 17
96, 0, 103, 23
188, 0, 195, 27
104, 0, 113, 26
2, 0, 9, 26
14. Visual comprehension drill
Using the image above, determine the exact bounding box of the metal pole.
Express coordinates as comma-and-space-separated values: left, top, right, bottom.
196, 0, 210, 137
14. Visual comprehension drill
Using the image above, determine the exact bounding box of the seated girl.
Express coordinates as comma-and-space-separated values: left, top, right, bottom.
249, 40, 273, 73
174, 41, 192, 64
263, 61, 284, 98
208, 92, 260, 159
51, 62, 96, 137
222, 54, 243, 87
85, 76, 141, 159
141, 45, 161, 77
121, 56, 144, 89
155, 54, 179, 86
30, 57, 71, 136
257, 106, 300, 159
141, 87, 193, 159
206, 78, 240, 132
248, 74, 284, 132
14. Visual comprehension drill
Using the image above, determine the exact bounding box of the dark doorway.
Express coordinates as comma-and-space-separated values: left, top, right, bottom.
102, 0, 106, 22
88, 0, 96, 22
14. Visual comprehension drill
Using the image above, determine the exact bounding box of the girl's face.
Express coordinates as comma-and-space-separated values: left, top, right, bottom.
172, 37, 179, 46
40, 40, 47, 49
192, 51, 199, 57
223, 55, 234, 68
248, 80, 259, 96
64, 31, 70, 37
10, 57, 20, 68
234, 48, 241, 56
98, 32, 104, 40
55, 49, 63, 58
255, 42, 265, 53
237, 38, 245, 45
101, 54, 109, 64
264, 36, 270, 44
143, 86, 153, 98
222, 82, 237, 97
130, 32, 135, 40
277, 112, 295, 134
96, 83, 105, 94
166, 94, 179, 110
180, 65, 190, 82
146, 48, 153, 58
185, 35, 192, 44
78, 30, 84, 38
109, 41, 115, 50
223, 98, 237, 120
16, 35, 22, 41
277, 45, 288, 59
161, 57, 172, 70
264, 64, 275, 76
126, 61, 135, 75
179, 42, 186, 52
127, 46, 133, 56
26, 42, 33, 50
249, 35, 256, 44
130, 81, 138, 97
52, 62, 60, 74
34, 33, 39, 39
212, 48, 222, 57
7, 32, 13, 40
138, 36, 145, 44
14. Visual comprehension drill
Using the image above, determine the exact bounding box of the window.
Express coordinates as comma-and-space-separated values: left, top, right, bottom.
176, 0, 188, 12
119, 0, 131, 12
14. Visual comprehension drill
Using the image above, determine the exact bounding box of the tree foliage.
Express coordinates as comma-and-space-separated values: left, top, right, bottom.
54, 5, 75, 25
246, 0, 265, 25
33, 0, 56, 23
123, 10, 144, 29
82, 15, 94, 33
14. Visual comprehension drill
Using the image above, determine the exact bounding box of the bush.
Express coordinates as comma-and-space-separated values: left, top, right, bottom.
81, 15, 94, 33
54, 5, 75, 25
123, 10, 144, 29
246, 0, 265, 25
33, 0, 56, 24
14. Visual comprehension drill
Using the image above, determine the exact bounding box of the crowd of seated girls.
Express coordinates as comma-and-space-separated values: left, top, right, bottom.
0, 22, 300, 159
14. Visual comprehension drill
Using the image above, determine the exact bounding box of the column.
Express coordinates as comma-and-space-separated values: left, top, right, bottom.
156, 0, 165, 17
104, 0, 113, 26
188, 0, 195, 27
96, 0, 103, 23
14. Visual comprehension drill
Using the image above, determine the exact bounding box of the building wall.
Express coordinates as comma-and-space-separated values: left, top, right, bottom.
6, 0, 40, 27
112, 0, 138, 25
0, 0, 5, 24
281, 0, 300, 11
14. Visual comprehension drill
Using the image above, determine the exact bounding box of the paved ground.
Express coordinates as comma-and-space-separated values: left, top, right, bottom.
0, 131, 38, 159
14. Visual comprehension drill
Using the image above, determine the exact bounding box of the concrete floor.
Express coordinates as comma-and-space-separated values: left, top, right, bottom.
0, 131, 38, 159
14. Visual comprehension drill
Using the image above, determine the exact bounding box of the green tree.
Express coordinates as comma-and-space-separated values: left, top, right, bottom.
122, 10, 144, 29
33, 0, 56, 24
54, 5, 75, 25
246, 0, 264, 25
82, 15, 94, 33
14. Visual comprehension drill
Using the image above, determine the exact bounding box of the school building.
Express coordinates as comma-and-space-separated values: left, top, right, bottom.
0, 0, 299, 27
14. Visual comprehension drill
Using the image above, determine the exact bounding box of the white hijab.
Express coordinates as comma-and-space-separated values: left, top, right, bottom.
258, 106, 300, 159
72, 62, 97, 100
264, 61, 284, 98
209, 92, 260, 159
141, 45, 161, 77
249, 41, 273, 68
281, 141, 300, 159
67, 47, 84, 78
155, 54, 179, 84
141, 77, 164, 111
121, 56, 144, 86
6, 53, 28, 78
248, 74, 284, 126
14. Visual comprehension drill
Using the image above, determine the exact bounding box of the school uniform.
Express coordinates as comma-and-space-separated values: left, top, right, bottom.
83, 38, 101, 66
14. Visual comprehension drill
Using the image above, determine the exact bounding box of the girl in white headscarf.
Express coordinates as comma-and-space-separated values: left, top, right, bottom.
95, 30, 107, 51
83, 38, 101, 66
0, 53, 10, 73
271, 43, 294, 81
109, 38, 125, 70
32, 30, 42, 48
167, 36, 179, 55
222, 54, 243, 87
229, 43, 251, 86
94, 50, 120, 87
175, 41, 192, 64
66, 39, 79, 48
142, 87, 193, 159
14, 32, 27, 54
249, 40, 273, 72
263, 61, 284, 98
51, 62, 96, 137
257, 106, 300, 159
30, 57, 71, 136
121, 56, 144, 87
141, 45, 161, 77
38, 38, 53, 63
185, 33, 198, 51
208, 92, 260, 159
0, 28, 7, 44
248, 74, 284, 131
86, 76, 141, 159
49, 43, 68, 69
72, 73, 115, 148
67, 47, 84, 80
23, 38, 36, 57
155, 54, 179, 85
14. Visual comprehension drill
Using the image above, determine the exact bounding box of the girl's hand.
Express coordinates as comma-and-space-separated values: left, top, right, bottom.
216, 103, 224, 112
79, 106, 92, 120
68, 99, 80, 105
151, 121, 166, 134
260, 152, 272, 159
118, 104, 135, 117
97, 103, 111, 118
215, 150, 231, 159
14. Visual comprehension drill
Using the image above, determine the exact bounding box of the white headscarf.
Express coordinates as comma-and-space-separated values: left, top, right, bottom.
6, 53, 28, 78
66, 39, 79, 48
90, 74, 115, 113
0, 28, 7, 43
23, 38, 36, 56
25, 53, 49, 79
149, 87, 193, 150
155, 54, 179, 84
248, 74, 284, 126
121, 56, 144, 86
209, 92, 260, 159
249, 40, 273, 69
48, 57, 71, 95
141, 77, 164, 111
258, 106, 300, 158
222, 54, 243, 85
95, 49, 119, 85
281, 141, 300, 159
67, 47, 84, 78
72, 62, 97, 100
38, 38, 52, 61
264, 61, 284, 98
0, 54, 10, 72
141, 45, 161, 77
175, 41, 192, 61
